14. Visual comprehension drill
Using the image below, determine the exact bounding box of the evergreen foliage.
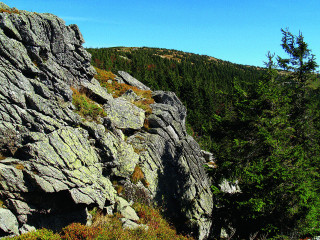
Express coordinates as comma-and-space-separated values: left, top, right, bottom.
209, 30, 320, 239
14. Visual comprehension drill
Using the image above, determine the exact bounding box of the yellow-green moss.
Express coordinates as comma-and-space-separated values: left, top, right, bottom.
71, 87, 107, 122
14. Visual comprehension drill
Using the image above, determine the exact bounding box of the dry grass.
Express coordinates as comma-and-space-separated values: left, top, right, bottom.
0, 8, 20, 14
94, 67, 116, 83
131, 165, 145, 184
131, 165, 149, 188
143, 118, 150, 131
0, 153, 6, 160
15, 164, 24, 170
112, 181, 124, 195
133, 147, 147, 155
0, 198, 6, 208
94, 67, 154, 116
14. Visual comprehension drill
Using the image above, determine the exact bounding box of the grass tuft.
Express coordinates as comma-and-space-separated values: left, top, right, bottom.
131, 165, 149, 188
131, 165, 145, 184
71, 87, 107, 122
143, 118, 150, 131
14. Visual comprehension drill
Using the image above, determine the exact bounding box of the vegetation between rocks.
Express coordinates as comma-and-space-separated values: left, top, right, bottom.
6, 203, 193, 240
94, 67, 154, 116
131, 165, 149, 187
71, 87, 107, 121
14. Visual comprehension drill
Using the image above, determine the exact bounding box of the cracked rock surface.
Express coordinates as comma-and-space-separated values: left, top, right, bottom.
0, 3, 214, 239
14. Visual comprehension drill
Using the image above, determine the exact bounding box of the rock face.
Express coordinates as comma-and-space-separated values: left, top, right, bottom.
0, 3, 214, 239
117, 71, 151, 90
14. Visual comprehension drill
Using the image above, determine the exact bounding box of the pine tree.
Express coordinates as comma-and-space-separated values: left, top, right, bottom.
209, 29, 320, 239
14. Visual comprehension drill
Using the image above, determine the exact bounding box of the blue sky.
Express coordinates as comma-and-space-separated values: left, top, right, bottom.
6, 0, 320, 67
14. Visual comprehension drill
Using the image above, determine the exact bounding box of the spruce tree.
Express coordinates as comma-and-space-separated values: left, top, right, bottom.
209, 29, 320, 239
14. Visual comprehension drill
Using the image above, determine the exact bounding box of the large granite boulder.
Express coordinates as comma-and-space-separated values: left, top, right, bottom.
0, 3, 214, 239
0, 208, 19, 237
126, 91, 213, 239
103, 97, 145, 130
117, 71, 151, 90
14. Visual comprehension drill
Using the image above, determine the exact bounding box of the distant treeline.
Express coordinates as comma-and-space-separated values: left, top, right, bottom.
86, 47, 265, 139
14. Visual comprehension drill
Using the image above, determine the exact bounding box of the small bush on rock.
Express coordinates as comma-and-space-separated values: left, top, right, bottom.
60, 223, 101, 240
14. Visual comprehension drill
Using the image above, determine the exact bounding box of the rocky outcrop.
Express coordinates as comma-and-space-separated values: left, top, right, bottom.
126, 91, 214, 239
103, 97, 145, 130
117, 71, 151, 90
0, 3, 214, 239
0, 208, 19, 236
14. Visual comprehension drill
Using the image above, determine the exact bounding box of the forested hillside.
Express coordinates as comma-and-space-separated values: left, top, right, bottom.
87, 29, 320, 239
86, 47, 265, 143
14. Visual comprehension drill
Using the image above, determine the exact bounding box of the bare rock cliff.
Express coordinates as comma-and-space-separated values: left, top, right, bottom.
0, 3, 214, 239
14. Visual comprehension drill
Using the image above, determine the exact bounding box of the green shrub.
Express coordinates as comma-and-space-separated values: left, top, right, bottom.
8, 228, 61, 240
